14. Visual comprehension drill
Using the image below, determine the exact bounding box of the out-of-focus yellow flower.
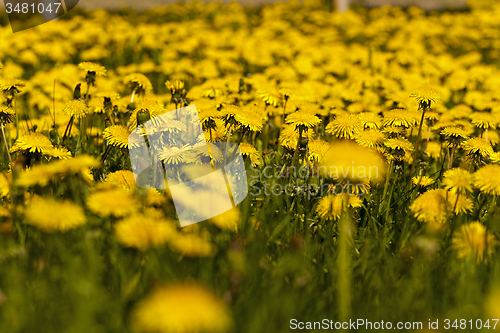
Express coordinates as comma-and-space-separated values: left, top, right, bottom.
0, 106, 15, 124
165, 80, 185, 95
114, 212, 175, 250
209, 207, 240, 231
131, 283, 232, 333
321, 141, 386, 184
443, 168, 472, 193
168, 233, 214, 257
448, 193, 473, 215
0, 173, 10, 198
316, 193, 362, 220
87, 187, 139, 218
452, 222, 496, 263
410, 189, 450, 230
24, 198, 87, 233
105, 170, 137, 190
473, 164, 500, 195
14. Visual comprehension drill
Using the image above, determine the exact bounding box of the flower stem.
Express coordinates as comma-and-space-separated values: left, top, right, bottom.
1, 123, 12, 166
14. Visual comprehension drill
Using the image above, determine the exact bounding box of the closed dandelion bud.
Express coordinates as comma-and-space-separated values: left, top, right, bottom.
136, 109, 151, 126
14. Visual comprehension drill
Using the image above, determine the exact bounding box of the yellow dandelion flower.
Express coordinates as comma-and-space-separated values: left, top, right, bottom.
239, 143, 260, 165
321, 141, 386, 184
128, 101, 167, 131
131, 283, 231, 333
0, 78, 25, 94
326, 113, 361, 139
316, 194, 362, 220
355, 129, 385, 149
279, 124, 314, 150
63, 100, 89, 119
24, 198, 86, 233
410, 189, 450, 230
443, 168, 472, 193
490, 151, 500, 164
360, 112, 382, 129
168, 233, 214, 257
44, 146, 72, 159
383, 109, 417, 128
441, 126, 470, 140
165, 80, 185, 95
114, 213, 175, 250
384, 137, 414, 161
125, 73, 153, 95
235, 110, 264, 132
103, 125, 138, 149
209, 207, 240, 231
448, 193, 473, 215
78, 62, 107, 76
285, 111, 321, 131
87, 188, 139, 218
412, 175, 434, 187
426, 141, 442, 159
410, 86, 442, 109
473, 164, 500, 195
10, 132, 53, 154
462, 137, 493, 158
95, 90, 121, 100
471, 112, 497, 129
0, 105, 15, 124
452, 222, 496, 263
105, 170, 137, 190
308, 139, 330, 163
258, 87, 281, 106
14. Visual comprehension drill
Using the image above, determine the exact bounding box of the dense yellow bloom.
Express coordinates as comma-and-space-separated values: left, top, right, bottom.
410, 189, 450, 230
10, 132, 53, 154
316, 194, 362, 220
24, 198, 87, 233
448, 193, 473, 215
0, 78, 25, 93
131, 283, 231, 333
443, 168, 472, 193
239, 143, 260, 165
473, 164, 500, 195
307, 139, 330, 163
326, 113, 361, 139
87, 187, 139, 218
452, 222, 496, 263
114, 212, 175, 250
